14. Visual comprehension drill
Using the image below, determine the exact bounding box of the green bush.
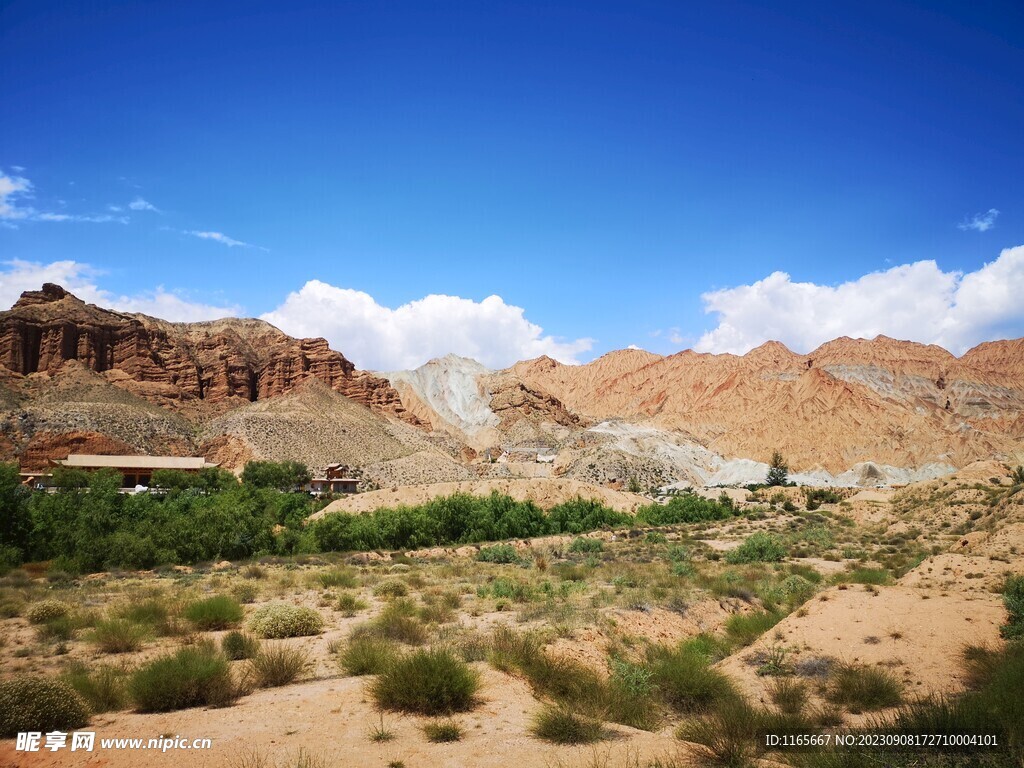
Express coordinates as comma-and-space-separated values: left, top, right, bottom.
635, 493, 738, 526
724, 610, 784, 647
373, 580, 409, 599
129, 645, 240, 712
531, 706, 605, 744
248, 604, 324, 638
317, 568, 358, 588
370, 648, 479, 715
251, 644, 309, 687
1001, 574, 1024, 640
354, 598, 428, 644
338, 635, 401, 676
63, 663, 129, 713
222, 630, 260, 660
184, 595, 244, 630
0, 676, 89, 737
422, 720, 464, 743
725, 533, 787, 564
825, 663, 903, 713
837, 568, 892, 586
647, 644, 738, 714
476, 544, 524, 564
91, 618, 148, 653
336, 591, 368, 616
568, 536, 604, 554
26, 599, 71, 624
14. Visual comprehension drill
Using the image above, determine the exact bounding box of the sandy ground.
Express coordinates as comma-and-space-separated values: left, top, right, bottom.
0, 668, 690, 768
310, 478, 650, 519
717, 583, 1006, 712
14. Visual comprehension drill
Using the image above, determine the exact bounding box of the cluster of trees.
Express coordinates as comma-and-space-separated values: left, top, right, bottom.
311, 494, 632, 552
0, 462, 326, 573
1, 459, 744, 574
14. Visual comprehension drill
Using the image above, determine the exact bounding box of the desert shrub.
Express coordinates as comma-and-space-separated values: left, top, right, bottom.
725, 533, 787, 564
647, 644, 738, 714
26, 598, 71, 624
608, 658, 660, 730
370, 648, 479, 715
251, 644, 309, 687
355, 598, 427, 645
36, 615, 76, 642
476, 544, 524, 564
422, 720, 464, 743
724, 610, 784, 647
0, 676, 90, 737
91, 618, 147, 653
569, 536, 604, 554
825, 663, 903, 713
338, 635, 401, 676
373, 580, 409, 599
249, 604, 324, 639
317, 568, 358, 588
222, 630, 260, 660
185, 595, 244, 630
531, 706, 604, 744
232, 582, 259, 604
63, 663, 128, 713
478, 577, 534, 603
336, 591, 368, 616
1001, 574, 1024, 640
129, 645, 240, 712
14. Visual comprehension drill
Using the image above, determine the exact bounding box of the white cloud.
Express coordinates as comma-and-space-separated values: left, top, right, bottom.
695, 245, 1024, 355
0, 170, 128, 224
128, 197, 159, 212
958, 208, 999, 232
187, 230, 256, 248
0, 259, 241, 321
0, 170, 33, 220
261, 280, 593, 370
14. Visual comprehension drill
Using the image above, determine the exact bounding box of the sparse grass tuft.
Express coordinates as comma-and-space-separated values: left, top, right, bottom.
647, 644, 738, 714
91, 618, 148, 654
531, 706, 605, 744
338, 635, 401, 676
251, 644, 310, 687
825, 663, 903, 713
222, 630, 260, 660
422, 719, 464, 743
63, 663, 129, 713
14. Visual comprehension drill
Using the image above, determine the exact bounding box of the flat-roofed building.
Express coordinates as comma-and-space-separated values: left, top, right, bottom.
50, 454, 220, 489
307, 462, 359, 495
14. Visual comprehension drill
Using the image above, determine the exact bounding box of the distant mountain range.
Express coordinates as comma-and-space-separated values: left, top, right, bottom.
2, 284, 1022, 488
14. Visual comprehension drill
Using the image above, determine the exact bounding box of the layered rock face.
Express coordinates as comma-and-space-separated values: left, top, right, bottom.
0, 284, 417, 423
511, 337, 1024, 473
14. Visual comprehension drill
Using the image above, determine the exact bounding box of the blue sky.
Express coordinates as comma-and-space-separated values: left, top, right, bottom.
2, 0, 1023, 369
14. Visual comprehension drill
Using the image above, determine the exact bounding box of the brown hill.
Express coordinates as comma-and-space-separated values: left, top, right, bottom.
511, 336, 1024, 473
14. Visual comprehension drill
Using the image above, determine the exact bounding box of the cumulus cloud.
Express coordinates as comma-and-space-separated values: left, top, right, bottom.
0, 259, 241, 321
187, 230, 257, 248
261, 280, 593, 370
695, 245, 1024, 355
128, 197, 159, 212
958, 208, 999, 232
